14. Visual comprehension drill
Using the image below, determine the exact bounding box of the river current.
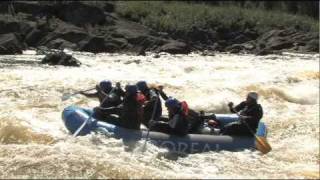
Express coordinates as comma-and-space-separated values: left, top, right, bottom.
0, 50, 319, 179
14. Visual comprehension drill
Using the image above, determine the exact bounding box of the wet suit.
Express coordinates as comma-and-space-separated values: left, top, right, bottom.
81, 86, 124, 108
80, 85, 108, 103
158, 90, 213, 134
93, 93, 143, 130
141, 88, 162, 128
149, 107, 189, 136
100, 86, 125, 108
221, 101, 263, 136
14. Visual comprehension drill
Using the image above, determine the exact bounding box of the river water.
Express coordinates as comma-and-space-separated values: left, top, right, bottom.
0, 50, 319, 179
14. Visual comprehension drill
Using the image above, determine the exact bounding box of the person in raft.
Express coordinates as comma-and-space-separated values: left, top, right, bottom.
156, 85, 216, 134
80, 80, 124, 108
136, 81, 162, 128
221, 92, 263, 136
93, 84, 145, 130
148, 97, 190, 136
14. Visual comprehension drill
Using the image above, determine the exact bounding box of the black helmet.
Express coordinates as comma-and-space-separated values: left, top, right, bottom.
136, 81, 148, 92
99, 80, 112, 93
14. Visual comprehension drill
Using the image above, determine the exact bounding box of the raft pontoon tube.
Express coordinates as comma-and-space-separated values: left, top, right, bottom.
62, 106, 268, 153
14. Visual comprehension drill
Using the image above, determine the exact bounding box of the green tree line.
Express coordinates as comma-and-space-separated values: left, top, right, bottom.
187, 1, 319, 19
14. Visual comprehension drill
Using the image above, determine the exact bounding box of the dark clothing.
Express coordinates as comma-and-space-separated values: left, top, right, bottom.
222, 101, 263, 136
93, 94, 142, 130
141, 88, 162, 127
187, 109, 203, 133
158, 90, 203, 133
231, 101, 263, 131
222, 122, 252, 136
81, 87, 125, 107
119, 95, 143, 130
158, 90, 169, 100
100, 87, 125, 108
150, 110, 189, 136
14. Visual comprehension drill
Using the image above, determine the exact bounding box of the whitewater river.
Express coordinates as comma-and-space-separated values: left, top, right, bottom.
0, 50, 319, 179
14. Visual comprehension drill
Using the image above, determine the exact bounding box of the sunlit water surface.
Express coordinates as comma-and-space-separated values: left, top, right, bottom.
0, 50, 319, 179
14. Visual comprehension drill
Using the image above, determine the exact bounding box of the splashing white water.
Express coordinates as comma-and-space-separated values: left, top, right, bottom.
0, 51, 319, 179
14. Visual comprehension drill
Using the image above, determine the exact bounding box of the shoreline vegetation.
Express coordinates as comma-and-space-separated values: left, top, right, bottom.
0, 1, 318, 56
116, 1, 318, 34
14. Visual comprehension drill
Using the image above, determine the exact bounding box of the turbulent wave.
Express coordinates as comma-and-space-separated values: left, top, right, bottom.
0, 51, 318, 179
244, 83, 319, 105
0, 117, 54, 145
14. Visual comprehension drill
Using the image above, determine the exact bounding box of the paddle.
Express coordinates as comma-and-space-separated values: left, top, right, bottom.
73, 114, 92, 137
236, 113, 272, 154
61, 87, 95, 101
141, 96, 159, 152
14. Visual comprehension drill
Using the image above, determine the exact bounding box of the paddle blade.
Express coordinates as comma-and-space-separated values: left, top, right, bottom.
255, 136, 272, 154
61, 93, 72, 101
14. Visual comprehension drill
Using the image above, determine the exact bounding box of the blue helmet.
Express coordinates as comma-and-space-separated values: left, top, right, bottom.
136, 81, 148, 92
125, 85, 138, 95
99, 80, 112, 93
165, 97, 180, 109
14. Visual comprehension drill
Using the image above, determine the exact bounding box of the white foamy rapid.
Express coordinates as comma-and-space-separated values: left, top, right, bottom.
0, 50, 319, 179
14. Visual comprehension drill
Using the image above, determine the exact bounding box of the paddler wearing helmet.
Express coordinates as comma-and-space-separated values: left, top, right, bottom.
136, 81, 162, 128
149, 97, 189, 136
80, 80, 125, 108
221, 92, 264, 136
93, 84, 144, 130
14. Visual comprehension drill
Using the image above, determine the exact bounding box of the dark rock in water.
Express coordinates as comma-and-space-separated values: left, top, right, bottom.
157, 41, 190, 54
41, 51, 81, 66
0, 33, 26, 55
153, 54, 161, 58
36, 46, 53, 55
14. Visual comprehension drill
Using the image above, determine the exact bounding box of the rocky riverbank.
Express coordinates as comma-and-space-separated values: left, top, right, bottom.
0, 1, 318, 55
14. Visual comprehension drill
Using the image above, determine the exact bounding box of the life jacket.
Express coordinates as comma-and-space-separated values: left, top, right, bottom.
136, 92, 147, 105
180, 101, 189, 117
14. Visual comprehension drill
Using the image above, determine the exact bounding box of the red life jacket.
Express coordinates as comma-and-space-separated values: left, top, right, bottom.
135, 92, 146, 122
180, 101, 189, 117
136, 92, 147, 105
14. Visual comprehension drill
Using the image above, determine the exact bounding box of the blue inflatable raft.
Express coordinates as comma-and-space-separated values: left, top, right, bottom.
62, 106, 268, 153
